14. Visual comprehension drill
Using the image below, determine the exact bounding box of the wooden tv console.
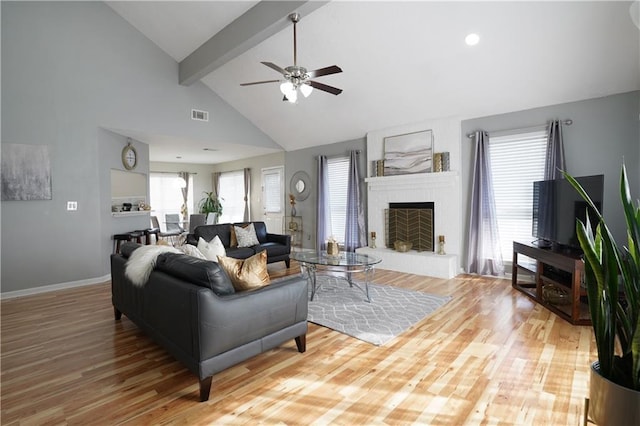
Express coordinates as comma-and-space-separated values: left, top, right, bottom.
512, 241, 589, 325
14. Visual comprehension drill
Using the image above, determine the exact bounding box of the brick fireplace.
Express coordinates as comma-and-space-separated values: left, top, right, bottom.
357, 172, 459, 278
358, 118, 462, 278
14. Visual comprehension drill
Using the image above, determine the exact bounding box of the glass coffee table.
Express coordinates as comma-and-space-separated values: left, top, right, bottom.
290, 250, 381, 302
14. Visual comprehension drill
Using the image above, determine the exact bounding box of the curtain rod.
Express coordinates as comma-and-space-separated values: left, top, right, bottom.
466, 119, 572, 139
150, 170, 198, 175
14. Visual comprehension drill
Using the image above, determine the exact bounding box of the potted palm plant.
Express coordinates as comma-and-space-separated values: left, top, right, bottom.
198, 191, 223, 224
563, 164, 639, 425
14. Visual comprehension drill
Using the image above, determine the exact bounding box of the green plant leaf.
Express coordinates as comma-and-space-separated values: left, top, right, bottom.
564, 164, 640, 390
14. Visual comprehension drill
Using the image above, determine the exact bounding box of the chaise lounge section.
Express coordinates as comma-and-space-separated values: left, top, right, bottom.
110, 242, 307, 401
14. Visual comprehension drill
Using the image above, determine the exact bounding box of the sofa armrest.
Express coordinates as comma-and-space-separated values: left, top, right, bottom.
196, 276, 307, 359
266, 232, 290, 247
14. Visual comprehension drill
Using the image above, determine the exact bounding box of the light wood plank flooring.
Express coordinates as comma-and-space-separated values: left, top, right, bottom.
1, 263, 596, 425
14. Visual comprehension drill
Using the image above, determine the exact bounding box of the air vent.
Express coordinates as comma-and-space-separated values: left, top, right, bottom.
191, 109, 209, 122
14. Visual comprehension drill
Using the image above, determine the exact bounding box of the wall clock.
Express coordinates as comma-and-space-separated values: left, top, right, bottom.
122, 142, 137, 170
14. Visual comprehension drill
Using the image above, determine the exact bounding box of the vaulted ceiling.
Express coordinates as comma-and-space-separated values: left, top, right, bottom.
107, 1, 640, 164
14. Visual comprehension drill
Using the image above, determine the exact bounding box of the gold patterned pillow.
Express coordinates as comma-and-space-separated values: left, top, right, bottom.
217, 250, 270, 291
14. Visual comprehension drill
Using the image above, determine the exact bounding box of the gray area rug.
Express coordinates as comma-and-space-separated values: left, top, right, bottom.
307, 275, 452, 346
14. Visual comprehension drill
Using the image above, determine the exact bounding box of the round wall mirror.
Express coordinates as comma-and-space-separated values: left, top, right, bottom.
290, 170, 311, 201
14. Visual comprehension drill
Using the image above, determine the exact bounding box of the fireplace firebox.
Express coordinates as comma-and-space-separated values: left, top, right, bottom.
385, 202, 434, 251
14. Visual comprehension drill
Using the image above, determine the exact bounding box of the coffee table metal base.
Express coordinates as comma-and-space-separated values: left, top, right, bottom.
302, 263, 375, 303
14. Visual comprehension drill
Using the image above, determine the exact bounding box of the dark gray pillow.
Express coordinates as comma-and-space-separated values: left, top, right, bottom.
155, 253, 235, 296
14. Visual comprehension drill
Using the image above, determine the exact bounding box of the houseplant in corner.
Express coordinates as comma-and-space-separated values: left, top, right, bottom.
198, 191, 223, 224
563, 164, 639, 425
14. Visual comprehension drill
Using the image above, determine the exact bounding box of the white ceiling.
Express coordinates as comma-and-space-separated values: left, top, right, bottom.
107, 1, 640, 163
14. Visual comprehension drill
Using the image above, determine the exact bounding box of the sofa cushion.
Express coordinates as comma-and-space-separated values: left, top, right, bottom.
238, 221, 267, 243
234, 223, 260, 247
217, 250, 270, 291
256, 242, 290, 258
197, 236, 226, 261
155, 253, 235, 296
225, 247, 256, 259
177, 244, 207, 260
194, 224, 232, 248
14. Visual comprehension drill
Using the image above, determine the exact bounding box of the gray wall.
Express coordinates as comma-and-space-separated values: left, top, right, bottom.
1, 2, 279, 293
285, 138, 367, 249
461, 91, 640, 268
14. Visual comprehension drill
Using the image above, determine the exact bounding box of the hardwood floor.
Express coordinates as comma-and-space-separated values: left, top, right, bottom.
1, 263, 596, 425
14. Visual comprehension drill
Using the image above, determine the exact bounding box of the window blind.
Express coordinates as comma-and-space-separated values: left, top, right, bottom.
327, 156, 350, 243
263, 169, 282, 213
218, 170, 245, 223
489, 130, 547, 260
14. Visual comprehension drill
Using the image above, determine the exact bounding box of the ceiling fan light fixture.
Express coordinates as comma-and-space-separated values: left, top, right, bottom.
280, 81, 294, 96
300, 83, 313, 98
240, 13, 343, 101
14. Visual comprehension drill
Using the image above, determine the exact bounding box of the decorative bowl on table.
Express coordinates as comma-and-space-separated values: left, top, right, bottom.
393, 240, 413, 252
542, 284, 571, 305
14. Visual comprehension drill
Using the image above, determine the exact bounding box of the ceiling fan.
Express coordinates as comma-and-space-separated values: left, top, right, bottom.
240, 13, 343, 103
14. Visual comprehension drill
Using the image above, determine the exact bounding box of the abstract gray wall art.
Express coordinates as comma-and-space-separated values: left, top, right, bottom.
1, 144, 52, 201
383, 130, 433, 175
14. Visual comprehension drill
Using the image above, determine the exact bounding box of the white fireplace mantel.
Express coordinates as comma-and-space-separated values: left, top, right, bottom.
365, 171, 458, 190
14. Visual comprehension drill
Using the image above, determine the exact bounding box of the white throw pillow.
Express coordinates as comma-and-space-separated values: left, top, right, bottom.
177, 244, 207, 260
234, 223, 260, 247
197, 236, 226, 262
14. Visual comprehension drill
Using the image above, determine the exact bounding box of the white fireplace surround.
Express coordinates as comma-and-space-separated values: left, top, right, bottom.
358, 119, 462, 279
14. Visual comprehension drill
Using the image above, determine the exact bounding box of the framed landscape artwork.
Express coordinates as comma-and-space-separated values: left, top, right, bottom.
383, 130, 433, 176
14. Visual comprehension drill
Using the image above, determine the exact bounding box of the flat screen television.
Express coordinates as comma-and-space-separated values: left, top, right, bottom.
532, 174, 604, 251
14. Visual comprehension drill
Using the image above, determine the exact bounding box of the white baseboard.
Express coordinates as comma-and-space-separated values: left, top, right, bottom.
1, 274, 111, 300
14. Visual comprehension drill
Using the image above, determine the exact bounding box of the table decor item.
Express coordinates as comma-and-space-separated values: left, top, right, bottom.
327, 236, 339, 257
437, 235, 446, 255
541, 284, 570, 305
393, 240, 412, 252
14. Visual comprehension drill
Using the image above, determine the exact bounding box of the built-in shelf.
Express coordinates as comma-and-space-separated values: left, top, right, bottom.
111, 211, 150, 218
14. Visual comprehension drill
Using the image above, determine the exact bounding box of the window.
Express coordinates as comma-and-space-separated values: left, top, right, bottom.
327, 156, 350, 243
262, 167, 283, 214
149, 173, 193, 231
489, 130, 547, 261
218, 170, 246, 223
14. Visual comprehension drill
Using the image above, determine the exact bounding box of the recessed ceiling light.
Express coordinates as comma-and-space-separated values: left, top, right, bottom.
465, 33, 480, 46
176, 156, 182, 159
203, 148, 218, 152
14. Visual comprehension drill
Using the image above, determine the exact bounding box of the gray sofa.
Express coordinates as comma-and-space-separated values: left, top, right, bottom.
111, 242, 308, 401
185, 221, 291, 267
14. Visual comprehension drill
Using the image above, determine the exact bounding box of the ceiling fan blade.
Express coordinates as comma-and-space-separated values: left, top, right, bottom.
309, 80, 343, 95
261, 61, 288, 76
240, 79, 280, 86
307, 65, 342, 79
